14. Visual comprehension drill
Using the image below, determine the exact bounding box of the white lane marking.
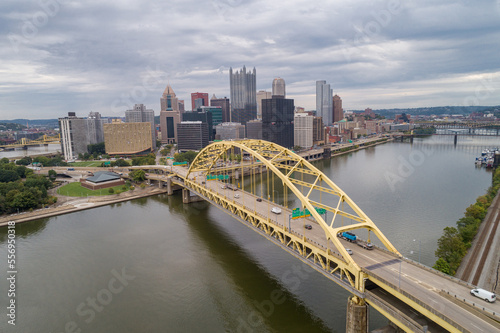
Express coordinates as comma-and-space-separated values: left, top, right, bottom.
471, 323, 484, 332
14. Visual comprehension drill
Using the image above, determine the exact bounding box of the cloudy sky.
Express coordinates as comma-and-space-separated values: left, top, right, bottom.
1, 0, 500, 119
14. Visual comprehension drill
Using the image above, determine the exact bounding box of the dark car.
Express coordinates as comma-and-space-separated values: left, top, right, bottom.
256, 198, 262, 202
305, 224, 312, 230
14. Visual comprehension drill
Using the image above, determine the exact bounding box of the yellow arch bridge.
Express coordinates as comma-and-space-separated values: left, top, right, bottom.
132, 140, 500, 332
0, 134, 61, 149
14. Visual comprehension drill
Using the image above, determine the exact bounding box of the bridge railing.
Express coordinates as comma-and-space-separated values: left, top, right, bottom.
441, 289, 500, 321
365, 270, 467, 332
365, 290, 427, 333
371, 243, 479, 290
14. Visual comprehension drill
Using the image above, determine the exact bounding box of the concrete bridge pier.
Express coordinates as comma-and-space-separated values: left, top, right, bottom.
454, 134, 458, 145
166, 176, 182, 195
182, 188, 204, 204
346, 296, 368, 333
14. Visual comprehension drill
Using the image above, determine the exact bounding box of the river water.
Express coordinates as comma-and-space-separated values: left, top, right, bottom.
0, 135, 497, 333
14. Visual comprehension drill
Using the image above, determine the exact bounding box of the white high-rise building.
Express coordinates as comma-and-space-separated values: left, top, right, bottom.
272, 77, 286, 97
316, 80, 333, 125
294, 113, 313, 149
256, 90, 271, 119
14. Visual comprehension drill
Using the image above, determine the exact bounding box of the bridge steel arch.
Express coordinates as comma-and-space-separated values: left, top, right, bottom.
186, 140, 400, 292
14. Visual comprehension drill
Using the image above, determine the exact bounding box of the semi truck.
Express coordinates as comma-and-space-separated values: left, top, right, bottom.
338, 232, 373, 250
339, 231, 357, 243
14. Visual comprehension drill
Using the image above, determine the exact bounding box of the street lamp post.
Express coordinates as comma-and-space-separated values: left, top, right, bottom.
413, 239, 421, 263
399, 259, 402, 289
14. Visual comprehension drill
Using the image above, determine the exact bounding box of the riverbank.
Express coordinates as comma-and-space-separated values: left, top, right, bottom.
0, 186, 168, 227
455, 186, 500, 291
331, 137, 392, 157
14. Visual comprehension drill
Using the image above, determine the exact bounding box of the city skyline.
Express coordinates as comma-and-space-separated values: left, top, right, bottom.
1, 1, 500, 119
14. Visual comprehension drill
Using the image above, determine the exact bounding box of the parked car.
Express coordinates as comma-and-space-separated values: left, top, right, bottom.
470, 288, 496, 303
305, 224, 312, 230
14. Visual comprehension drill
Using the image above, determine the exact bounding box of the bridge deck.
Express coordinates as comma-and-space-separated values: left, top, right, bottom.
176, 169, 500, 332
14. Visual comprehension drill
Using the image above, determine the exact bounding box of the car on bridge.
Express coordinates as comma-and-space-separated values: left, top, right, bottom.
271, 207, 281, 214
234, 194, 240, 199
345, 248, 353, 255
305, 224, 312, 230
256, 198, 262, 202
470, 288, 496, 303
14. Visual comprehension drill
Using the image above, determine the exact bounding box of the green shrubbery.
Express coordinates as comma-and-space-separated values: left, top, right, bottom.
0, 159, 55, 214
434, 167, 500, 275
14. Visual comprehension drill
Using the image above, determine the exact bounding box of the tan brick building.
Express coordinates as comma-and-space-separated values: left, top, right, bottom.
103, 121, 152, 155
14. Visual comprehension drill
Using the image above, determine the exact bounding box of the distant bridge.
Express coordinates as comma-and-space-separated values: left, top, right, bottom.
0, 134, 61, 149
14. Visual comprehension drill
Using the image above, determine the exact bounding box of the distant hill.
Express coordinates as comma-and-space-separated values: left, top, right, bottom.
0, 122, 26, 131
0, 119, 59, 128
351, 105, 500, 117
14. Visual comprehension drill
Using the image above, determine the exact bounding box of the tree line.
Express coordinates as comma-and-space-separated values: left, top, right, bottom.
433, 167, 500, 275
0, 158, 56, 214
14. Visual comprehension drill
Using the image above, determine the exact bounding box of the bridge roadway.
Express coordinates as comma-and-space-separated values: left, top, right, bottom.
157, 166, 500, 332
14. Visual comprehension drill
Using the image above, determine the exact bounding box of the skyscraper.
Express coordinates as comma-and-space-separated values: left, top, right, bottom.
294, 113, 313, 149
229, 66, 257, 125
262, 96, 294, 148
87, 111, 104, 144
160, 85, 180, 144
125, 104, 156, 149
272, 77, 286, 97
256, 90, 271, 119
210, 95, 230, 123
59, 113, 89, 161
177, 121, 209, 152
316, 80, 333, 125
191, 92, 209, 110
332, 94, 343, 123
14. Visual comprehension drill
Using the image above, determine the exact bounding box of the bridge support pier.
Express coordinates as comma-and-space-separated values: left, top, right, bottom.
454, 133, 457, 145
182, 188, 204, 204
346, 296, 368, 333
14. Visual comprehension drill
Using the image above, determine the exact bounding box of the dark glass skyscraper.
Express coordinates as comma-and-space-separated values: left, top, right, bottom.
229, 66, 256, 125
262, 96, 294, 148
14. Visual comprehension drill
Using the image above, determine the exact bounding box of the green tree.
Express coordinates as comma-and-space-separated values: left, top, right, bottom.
113, 159, 129, 167
16, 156, 32, 166
435, 227, 467, 275
88, 142, 106, 155
433, 258, 451, 275
0, 157, 10, 164
465, 204, 486, 220
174, 151, 198, 164
48, 169, 57, 181
0, 169, 20, 183
108, 188, 114, 194
33, 156, 49, 166
130, 169, 146, 182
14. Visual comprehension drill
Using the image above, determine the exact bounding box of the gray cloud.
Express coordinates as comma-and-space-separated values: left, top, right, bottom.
0, 0, 499, 119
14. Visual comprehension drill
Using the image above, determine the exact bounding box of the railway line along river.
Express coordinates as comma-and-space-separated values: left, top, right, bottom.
0, 135, 497, 332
